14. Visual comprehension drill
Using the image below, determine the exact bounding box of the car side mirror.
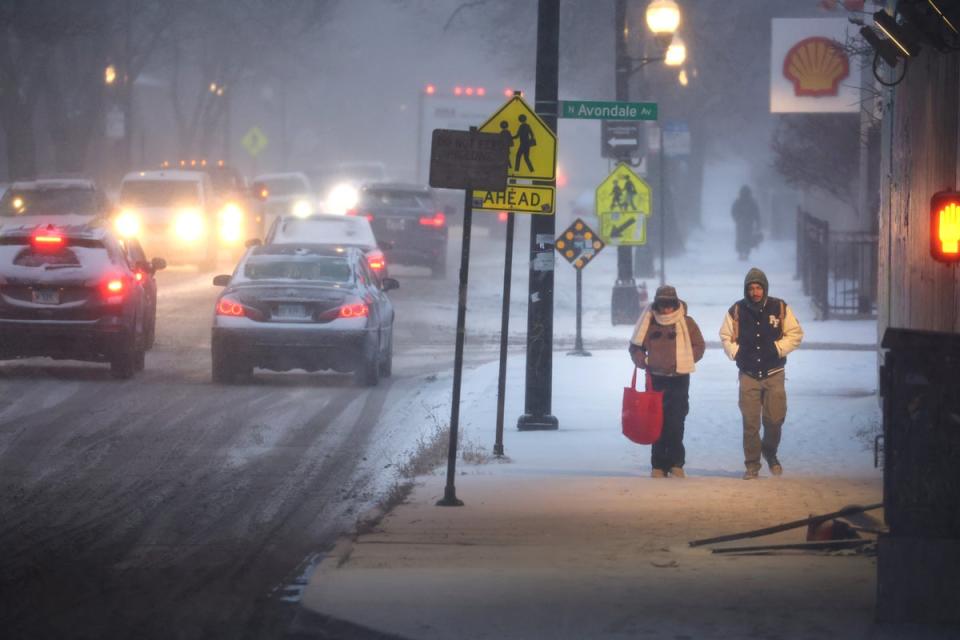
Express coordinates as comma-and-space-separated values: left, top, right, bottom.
151, 257, 167, 272
245, 238, 262, 248
381, 277, 399, 292
212, 274, 231, 287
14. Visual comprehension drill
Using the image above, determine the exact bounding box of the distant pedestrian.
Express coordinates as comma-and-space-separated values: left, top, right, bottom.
513, 114, 536, 172
731, 185, 761, 260
719, 268, 803, 480
629, 285, 705, 478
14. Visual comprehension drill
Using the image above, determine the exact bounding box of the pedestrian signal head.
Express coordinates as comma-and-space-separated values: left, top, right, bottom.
930, 190, 960, 262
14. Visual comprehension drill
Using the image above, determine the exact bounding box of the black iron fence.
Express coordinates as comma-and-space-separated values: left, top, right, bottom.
795, 209, 877, 319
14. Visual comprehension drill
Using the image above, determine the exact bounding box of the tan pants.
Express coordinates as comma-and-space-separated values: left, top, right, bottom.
738, 371, 787, 471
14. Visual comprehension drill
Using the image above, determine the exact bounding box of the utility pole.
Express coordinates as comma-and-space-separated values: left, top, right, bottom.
517, 0, 560, 431
610, 0, 642, 325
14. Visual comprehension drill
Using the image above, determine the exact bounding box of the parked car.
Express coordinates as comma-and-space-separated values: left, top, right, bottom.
264, 212, 388, 279
0, 223, 162, 378
349, 182, 448, 278
0, 178, 112, 231
115, 169, 219, 269
210, 244, 398, 386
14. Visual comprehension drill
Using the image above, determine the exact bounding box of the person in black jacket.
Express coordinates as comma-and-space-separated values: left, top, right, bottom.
719, 268, 803, 479
731, 185, 761, 260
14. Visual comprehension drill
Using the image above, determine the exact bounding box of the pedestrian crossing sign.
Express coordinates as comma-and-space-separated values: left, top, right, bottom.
478, 95, 557, 182
595, 163, 651, 246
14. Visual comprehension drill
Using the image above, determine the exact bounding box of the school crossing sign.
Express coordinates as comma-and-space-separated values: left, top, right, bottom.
472, 95, 557, 215
595, 163, 651, 246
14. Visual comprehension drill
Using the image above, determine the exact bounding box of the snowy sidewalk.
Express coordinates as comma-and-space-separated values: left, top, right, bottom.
295, 223, 906, 638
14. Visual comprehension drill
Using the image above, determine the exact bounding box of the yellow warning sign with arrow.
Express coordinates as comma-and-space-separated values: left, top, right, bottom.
595, 163, 651, 246
472, 95, 557, 215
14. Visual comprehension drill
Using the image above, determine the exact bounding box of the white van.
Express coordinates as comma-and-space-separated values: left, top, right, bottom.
116, 170, 219, 269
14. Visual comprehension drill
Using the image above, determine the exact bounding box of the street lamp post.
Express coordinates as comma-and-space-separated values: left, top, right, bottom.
610, 0, 682, 324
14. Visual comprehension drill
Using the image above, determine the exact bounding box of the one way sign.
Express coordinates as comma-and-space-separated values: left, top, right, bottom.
601, 120, 641, 159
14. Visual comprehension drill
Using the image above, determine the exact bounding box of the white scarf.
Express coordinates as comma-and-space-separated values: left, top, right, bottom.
630, 304, 696, 374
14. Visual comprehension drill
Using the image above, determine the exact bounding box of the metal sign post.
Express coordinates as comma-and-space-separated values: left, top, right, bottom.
429, 127, 508, 506
493, 211, 516, 458
555, 218, 605, 357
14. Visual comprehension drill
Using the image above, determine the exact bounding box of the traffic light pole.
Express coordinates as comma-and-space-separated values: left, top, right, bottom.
517, 0, 559, 432
610, 0, 642, 326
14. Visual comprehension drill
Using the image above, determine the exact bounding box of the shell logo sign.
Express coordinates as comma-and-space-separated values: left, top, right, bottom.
771, 18, 858, 113
783, 37, 849, 97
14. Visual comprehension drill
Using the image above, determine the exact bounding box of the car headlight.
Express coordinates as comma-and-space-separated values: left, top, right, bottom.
114, 209, 142, 238
174, 208, 206, 242
219, 202, 244, 244
291, 199, 313, 218
326, 183, 358, 215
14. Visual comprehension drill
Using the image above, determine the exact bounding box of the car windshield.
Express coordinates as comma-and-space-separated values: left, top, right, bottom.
207, 167, 245, 194
0, 188, 98, 217
239, 255, 353, 283
120, 180, 200, 207
272, 217, 376, 246
260, 177, 308, 196
362, 189, 431, 209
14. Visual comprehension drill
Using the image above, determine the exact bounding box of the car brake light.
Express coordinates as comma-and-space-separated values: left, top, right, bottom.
346, 209, 374, 222
497, 211, 508, 222
419, 211, 445, 227
339, 302, 368, 318
216, 297, 244, 317
31, 227, 65, 250
134, 271, 144, 283
100, 275, 128, 300
106, 279, 124, 293
366, 250, 386, 272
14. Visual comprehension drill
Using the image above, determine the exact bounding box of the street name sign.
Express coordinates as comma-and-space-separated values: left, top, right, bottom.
560, 100, 657, 121
428, 129, 508, 192
555, 218, 605, 270
474, 95, 556, 215
595, 163, 651, 246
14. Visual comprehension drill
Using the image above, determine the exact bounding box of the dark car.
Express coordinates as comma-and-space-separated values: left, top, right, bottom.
210, 244, 398, 386
0, 178, 112, 230
0, 223, 161, 378
119, 236, 166, 349
349, 183, 448, 278
264, 212, 388, 280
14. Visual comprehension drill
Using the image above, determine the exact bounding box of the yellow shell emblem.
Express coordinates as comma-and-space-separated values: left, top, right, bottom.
783, 37, 849, 97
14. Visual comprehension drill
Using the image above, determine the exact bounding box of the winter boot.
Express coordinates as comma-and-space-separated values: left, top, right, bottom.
669, 466, 686, 478
650, 469, 666, 478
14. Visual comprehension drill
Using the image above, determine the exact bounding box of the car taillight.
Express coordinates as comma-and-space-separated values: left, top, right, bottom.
419, 211, 445, 227
100, 275, 128, 301
497, 211, 508, 222
134, 271, 144, 283
339, 302, 369, 318
366, 250, 386, 272
319, 299, 369, 320
216, 297, 244, 317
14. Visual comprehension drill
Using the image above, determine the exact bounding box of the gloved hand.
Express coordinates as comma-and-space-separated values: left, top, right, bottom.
630, 349, 647, 369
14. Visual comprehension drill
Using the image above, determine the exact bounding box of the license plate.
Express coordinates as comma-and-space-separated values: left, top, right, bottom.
385, 218, 405, 231
276, 303, 308, 319
32, 289, 60, 305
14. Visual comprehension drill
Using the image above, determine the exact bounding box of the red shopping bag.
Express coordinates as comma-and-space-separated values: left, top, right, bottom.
622, 367, 663, 444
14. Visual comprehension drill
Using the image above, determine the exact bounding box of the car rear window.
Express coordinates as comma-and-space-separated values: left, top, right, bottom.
120, 180, 200, 207
273, 217, 376, 246
0, 238, 113, 271
0, 188, 98, 217
240, 256, 353, 283
362, 190, 432, 209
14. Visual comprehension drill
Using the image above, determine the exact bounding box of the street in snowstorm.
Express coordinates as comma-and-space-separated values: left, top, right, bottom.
1, 0, 959, 638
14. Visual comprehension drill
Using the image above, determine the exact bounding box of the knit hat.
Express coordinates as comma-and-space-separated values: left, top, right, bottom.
653, 285, 679, 307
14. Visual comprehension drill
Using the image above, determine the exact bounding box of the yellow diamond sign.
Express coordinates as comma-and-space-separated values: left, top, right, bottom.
595, 163, 651, 246
241, 126, 269, 158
